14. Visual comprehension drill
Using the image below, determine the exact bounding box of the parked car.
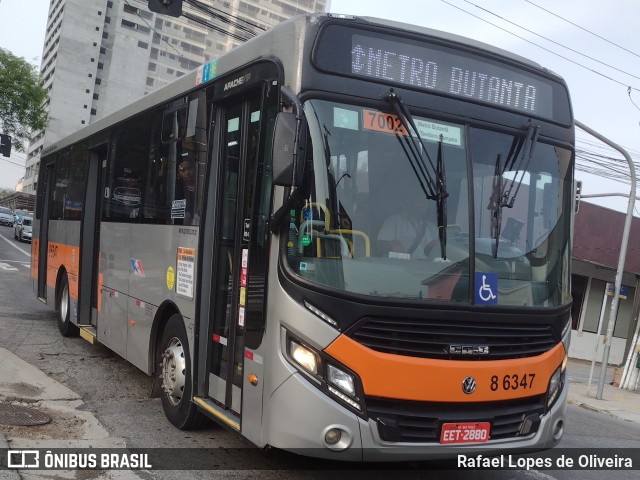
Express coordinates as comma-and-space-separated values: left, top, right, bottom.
14, 215, 33, 242
0, 207, 13, 226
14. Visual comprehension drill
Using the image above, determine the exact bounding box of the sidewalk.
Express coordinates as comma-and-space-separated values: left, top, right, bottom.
0, 348, 133, 479
566, 357, 640, 424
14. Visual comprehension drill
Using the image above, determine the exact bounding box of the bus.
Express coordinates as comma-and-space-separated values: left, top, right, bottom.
33, 13, 573, 461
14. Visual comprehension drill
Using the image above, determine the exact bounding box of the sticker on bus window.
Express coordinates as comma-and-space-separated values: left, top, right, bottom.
334, 107, 359, 130
363, 109, 408, 135
413, 119, 463, 147
362, 109, 462, 146
171, 199, 186, 219
475, 272, 497, 304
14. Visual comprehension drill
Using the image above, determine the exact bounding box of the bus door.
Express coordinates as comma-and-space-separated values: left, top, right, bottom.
207, 92, 266, 423
36, 162, 56, 301
77, 142, 107, 329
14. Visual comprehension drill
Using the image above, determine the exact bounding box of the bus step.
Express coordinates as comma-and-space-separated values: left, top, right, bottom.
193, 396, 240, 431
78, 325, 97, 345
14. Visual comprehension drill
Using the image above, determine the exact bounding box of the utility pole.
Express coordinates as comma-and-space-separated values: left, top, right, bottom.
575, 120, 636, 400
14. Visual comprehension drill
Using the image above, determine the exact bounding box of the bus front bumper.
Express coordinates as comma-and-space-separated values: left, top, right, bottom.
265, 371, 568, 462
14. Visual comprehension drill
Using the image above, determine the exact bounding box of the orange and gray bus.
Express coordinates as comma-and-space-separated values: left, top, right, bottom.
33, 13, 573, 460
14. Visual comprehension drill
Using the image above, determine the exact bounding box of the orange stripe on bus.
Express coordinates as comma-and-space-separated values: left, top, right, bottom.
34, 240, 103, 313
324, 335, 565, 402
31, 239, 39, 279
43, 242, 81, 300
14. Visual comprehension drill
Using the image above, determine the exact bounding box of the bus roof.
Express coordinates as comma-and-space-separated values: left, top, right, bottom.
42, 13, 564, 156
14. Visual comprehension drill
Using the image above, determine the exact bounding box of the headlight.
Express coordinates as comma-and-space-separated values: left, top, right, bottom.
546, 366, 562, 409
327, 364, 356, 396
285, 333, 364, 415
561, 319, 571, 353
327, 364, 361, 411
289, 339, 319, 375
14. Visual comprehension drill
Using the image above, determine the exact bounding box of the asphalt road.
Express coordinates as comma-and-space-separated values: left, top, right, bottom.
0, 224, 638, 480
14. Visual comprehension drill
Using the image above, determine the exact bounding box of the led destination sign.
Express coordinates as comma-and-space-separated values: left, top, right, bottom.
315, 25, 570, 121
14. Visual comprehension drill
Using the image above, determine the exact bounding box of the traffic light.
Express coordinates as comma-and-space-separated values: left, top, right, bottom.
0, 134, 11, 158
148, 0, 183, 17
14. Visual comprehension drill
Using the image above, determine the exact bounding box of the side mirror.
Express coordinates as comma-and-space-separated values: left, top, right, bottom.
272, 111, 305, 187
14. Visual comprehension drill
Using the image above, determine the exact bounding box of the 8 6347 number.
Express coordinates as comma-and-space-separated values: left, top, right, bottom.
490, 373, 535, 391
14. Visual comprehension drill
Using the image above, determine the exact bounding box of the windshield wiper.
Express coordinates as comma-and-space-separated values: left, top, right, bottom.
489, 123, 539, 258
501, 123, 539, 208
436, 135, 447, 260
383, 90, 447, 199
383, 90, 449, 259
490, 153, 504, 258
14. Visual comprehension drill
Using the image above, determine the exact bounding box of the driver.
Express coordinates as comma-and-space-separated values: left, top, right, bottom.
377, 192, 437, 259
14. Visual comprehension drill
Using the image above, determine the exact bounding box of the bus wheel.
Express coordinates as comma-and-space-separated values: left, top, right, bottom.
57, 275, 79, 337
158, 314, 203, 429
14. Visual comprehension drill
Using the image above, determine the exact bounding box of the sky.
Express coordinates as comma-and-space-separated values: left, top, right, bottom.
0, 0, 639, 214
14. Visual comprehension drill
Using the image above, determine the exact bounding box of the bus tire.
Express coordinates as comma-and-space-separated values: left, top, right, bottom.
57, 274, 79, 337
158, 314, 204, 429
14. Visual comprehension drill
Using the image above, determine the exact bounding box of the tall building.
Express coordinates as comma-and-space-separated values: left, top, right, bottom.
23, 0, 330, 194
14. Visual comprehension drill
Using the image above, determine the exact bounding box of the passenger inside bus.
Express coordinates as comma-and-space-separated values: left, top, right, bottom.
174, 156, 196, 224
376, 190, 437, 259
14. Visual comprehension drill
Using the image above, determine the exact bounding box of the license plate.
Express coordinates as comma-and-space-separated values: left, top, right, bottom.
440, 422, 490, 444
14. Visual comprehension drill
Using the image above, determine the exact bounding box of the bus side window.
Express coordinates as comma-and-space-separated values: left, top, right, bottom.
52, 151, 69, 220
146, 94, 207, 226
64, 144, 88, 221
142, 109, 169, 223
103, 117, 148, 222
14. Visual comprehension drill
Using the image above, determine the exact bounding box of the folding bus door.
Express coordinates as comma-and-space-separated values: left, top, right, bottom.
206, 89, 272, 430
36, 162, 56, 301
77, 143, 107, 331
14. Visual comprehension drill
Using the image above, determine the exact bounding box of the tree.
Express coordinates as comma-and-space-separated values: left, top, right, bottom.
0, 48, 48, 152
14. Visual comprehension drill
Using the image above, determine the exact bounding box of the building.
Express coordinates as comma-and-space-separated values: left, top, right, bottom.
571, 201, 640, 367
23, 0, 330, 195
0, 191, 35, 212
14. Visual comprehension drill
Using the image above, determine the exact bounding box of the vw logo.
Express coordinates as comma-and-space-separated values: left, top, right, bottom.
462, 376, 477, 394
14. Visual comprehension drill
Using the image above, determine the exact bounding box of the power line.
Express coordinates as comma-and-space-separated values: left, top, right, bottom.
181, 12, 255, 43
440, 0, 640, 92
575, 144, 640, 185
628, 87, 640, 113
461, 0, 640, 83
524, 0, 640, 60
3, 150, 28, 161
184, 0, 265, 36
0, 157, 26, 168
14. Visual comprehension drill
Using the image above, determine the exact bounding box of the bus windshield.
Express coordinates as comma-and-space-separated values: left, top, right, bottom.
285, 99, 573, 306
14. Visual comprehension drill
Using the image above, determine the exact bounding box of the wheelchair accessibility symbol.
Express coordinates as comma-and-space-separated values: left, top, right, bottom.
475, 272, 497, 304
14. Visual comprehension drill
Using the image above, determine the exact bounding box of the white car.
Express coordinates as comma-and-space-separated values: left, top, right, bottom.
14, 216, 33, 242
0, 207, 13, 226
